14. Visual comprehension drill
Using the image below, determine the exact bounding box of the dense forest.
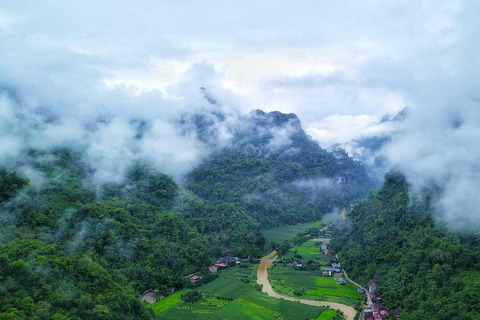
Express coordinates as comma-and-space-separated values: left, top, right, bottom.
332, 173, 480, 320
0, 110, 374, 319
0, 149, 263, 319
187, 110, 373, 226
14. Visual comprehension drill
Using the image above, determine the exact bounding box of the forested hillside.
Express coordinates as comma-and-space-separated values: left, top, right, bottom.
187, 110, 373, 226
0, 110, 373, 319
0, 149, 263, 319
332, 173, 480, 320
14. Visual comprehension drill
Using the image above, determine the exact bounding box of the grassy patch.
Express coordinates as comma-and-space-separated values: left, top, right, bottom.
200, 266, 253, 299
306, 286, 360, 299
316, 309, 337, 320
156, 265, 324, 319
146, 290, 185, 315
269, 263, 362, 306
262, 221, 323, 250
282, 240, 330, 262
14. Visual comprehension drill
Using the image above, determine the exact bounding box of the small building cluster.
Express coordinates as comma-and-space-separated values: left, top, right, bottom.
322, 262, 342, 276
321, 243, 334, 255
194, 256, 240, 282
189, 274, 202, 283
360, 283, 396, 320
216, 256, 240, 265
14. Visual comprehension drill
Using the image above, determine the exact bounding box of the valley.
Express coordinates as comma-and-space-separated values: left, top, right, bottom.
147, 221, 364, 320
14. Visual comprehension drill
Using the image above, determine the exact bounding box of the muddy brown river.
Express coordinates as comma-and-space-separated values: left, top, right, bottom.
256, 251, 357, 320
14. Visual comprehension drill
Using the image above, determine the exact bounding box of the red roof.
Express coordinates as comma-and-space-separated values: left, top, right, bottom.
380, 310, 389, 316
189, 275, 200, 280
215, 263, 227, 267
374, 314, 382, 319
209, 266, 217, 270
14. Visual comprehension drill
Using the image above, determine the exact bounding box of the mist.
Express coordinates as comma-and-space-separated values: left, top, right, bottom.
1, 1, 480, 232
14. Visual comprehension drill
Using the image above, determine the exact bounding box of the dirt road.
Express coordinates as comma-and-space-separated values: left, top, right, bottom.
257, 251, 357, 320
342, 267, 372, 306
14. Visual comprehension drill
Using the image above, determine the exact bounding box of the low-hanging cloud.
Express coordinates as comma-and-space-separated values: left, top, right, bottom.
1, 0, 480, 233
383, 105, 480, 233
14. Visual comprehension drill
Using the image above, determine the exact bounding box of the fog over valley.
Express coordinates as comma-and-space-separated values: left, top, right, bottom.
1, 2, 480, 320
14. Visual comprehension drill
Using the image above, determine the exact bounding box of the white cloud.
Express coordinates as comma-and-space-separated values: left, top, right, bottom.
306, 114, 383, 148
1, 0, 480, 231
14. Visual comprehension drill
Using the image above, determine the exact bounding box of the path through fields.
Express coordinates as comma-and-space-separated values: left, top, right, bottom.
257, 251, 357, 320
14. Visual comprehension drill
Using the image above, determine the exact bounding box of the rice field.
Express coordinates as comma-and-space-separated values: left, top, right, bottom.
282, 240, 330, 262
316, 309, 337, 320
268, 235, 362, 309
262, 220, 324, 250
153, 266, 325, 319
146, 290, 185, 315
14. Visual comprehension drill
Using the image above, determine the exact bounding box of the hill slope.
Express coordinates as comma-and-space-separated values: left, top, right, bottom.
187, 110, 373, 226
332, 173, 480, 320
0, 149, 264, 319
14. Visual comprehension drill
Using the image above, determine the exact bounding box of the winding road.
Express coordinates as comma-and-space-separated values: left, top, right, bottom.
256, 251, 357, 320
341, 265, 372, 306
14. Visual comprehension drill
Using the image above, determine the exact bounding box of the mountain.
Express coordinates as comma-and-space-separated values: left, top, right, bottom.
332, 172, 480, 320
0, 109, 373, 319
0, 149, 263, 319
186, 110, 373, 226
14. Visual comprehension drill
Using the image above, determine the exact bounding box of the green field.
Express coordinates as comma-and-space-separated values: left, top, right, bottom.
282, 240, 330, 262
146, 290, 185, 314
316, 309, 337, 320
268, 240, 362, 308
153, 266, 326, 319
200, 266, 253, 299
262, 221, 323, 250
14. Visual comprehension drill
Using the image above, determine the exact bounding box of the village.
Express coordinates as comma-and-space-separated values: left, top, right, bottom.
140, 255, 244, 303
316, 239, 400, 320
283, 227, 401, 320
141, 225, 402, 320
358, 282, 401, 320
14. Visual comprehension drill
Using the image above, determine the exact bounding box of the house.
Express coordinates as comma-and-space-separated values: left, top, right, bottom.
380, 310, 389, 318
322, 270, 332, 276
357, 287, 366, 294
215, 263, 227, 270
339, 279, 347, 285
166, 287, 176, 294
323, 249, 334, 255
217, 256, 240, 264
328, 258, 338, 263
369, 283, 377, 295
321, 244, 328, 250
208, 266, 218, 274
189, 275, 201, 283
332, 263, 341, 269
292, 261, 304, 270
323, 267, 341, 273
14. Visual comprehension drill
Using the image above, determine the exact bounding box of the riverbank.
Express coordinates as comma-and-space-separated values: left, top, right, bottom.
257, 251, 357, 320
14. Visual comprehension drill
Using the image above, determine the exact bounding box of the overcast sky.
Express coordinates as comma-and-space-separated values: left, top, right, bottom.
2, 0, 470, 144
2, 1, 480, 231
